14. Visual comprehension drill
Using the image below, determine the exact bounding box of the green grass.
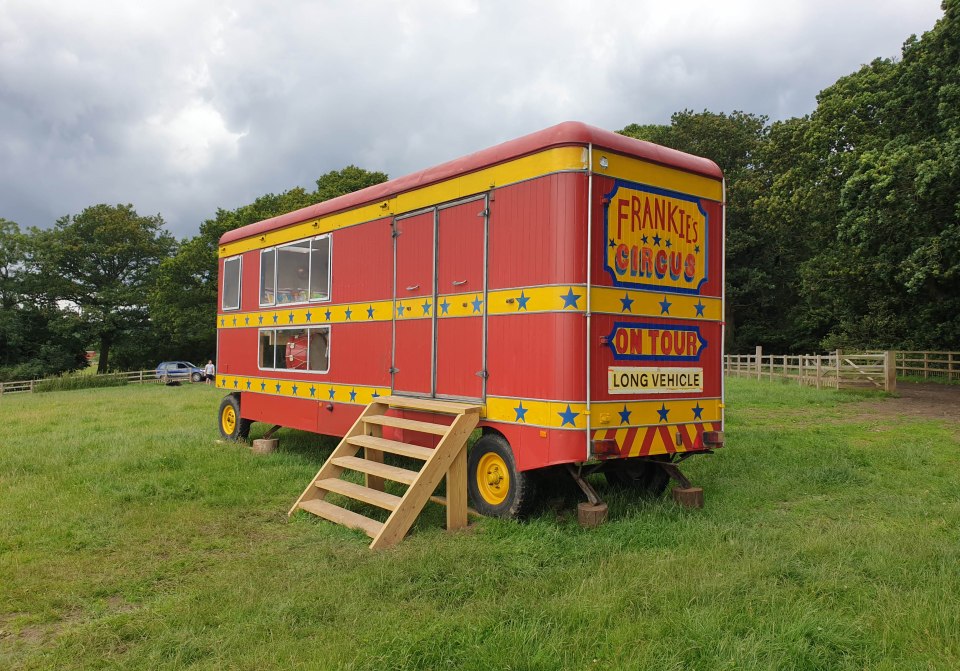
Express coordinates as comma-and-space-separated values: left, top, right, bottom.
1, 379, 958, 670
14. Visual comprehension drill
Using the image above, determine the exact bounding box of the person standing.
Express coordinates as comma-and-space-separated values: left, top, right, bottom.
204, 360, 215, 384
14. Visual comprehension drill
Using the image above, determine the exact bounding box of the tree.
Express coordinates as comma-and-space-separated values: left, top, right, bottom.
32, 204, 177, 372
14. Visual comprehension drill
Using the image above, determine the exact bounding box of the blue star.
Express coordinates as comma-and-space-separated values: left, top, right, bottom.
642, 235, 649, 244
440, 299, 450, 315
608, 238, 616, 248
652, 234, 662, 247
694, 245, 700, 254
324, 309, 332, 322
694, 300, 706, 317
516, 291, 530, 311
260, 382, 266, 391
665, 239, 672, 249
305, 311, 312, 322
232, 317, 237, 326
220, 318, 225, 327
618, 405, 632, 424
514, 402, 529, 422
560, 288, 582, 309
328, 388, 336, 400
258, 315, 264, 324
421, 300, 432, 315
309, 385, 316, 397
367, 305, 375, 319
349, 389, 357, 402
288, 312, 295, 323
558, 404, 579, 427
397, 303, 405, 318
658, 296, 672, 315
371, 391, 380, 398
692, 403, 704, 420
344, 307, 352, 320
291, 384, 298, 396
244, 316, 250, 325
657, 404, 670, 422
233, 379, 238, 388
471, 296, 483, 313
272, 313, 279, 324
619, 293, 634, 312
245, 380, 251, 389
275, 383, 282, 393
219, 378, 225, 386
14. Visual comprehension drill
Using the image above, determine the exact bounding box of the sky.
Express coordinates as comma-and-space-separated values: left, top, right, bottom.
0, 0, 946, 239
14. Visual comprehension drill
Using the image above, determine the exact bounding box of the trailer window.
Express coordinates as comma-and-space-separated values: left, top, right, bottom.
258, 326, 330, 373
260, 248, 276, 305
310, 236, 330, 301
222, 256, 241, 311
276, 241, 310, 304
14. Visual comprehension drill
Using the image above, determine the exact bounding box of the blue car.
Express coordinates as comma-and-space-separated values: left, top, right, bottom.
156, 361, 204, 383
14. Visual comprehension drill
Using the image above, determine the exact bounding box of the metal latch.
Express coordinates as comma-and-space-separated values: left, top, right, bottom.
389, 367, 399, 374
475, 370, 488, 379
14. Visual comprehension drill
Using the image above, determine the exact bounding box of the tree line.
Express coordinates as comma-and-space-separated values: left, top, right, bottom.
1, 2, 956, 381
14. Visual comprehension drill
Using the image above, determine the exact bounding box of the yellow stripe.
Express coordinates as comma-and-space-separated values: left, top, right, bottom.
592, 148, 722, 201
217, 375, 389, 405
217, 286, 721, 330
218, 146, 588, 258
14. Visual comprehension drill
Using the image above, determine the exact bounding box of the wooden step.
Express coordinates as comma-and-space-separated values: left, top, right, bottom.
376, 395, 481, 415
298, 499, 384, 538
331, 456, 419, 485
347, 434, 434, 460
315, 478, 403, 510
363, 415, 449, 436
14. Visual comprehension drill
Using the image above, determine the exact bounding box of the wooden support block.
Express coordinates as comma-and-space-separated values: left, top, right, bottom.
672, 487, 704, 509
445, 446, 468, 531
577, 502, 608, 528
252, 438, 278, 454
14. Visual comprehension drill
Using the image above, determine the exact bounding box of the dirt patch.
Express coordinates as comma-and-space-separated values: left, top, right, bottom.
852, 382, 959, 424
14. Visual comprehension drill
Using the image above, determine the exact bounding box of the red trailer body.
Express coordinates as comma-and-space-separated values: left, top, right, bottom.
215, 122, 725, 509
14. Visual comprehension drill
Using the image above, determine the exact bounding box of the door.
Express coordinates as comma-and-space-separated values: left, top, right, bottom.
435, 197, 487, 400
392, 210, 435, 395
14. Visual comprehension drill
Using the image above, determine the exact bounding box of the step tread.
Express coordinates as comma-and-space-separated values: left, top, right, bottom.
332, 455, 419, 485
315, 478, 402, 510
363, 415, 449, 436
347, 434, 435, 460
298, 499, 384, 538
375, 395, 481, 415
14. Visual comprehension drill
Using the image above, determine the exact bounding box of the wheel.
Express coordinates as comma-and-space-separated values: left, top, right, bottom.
218, 394, 251, 441
467, 433, 536, 518
604, 457, 671, 497
191, 372, 202, 383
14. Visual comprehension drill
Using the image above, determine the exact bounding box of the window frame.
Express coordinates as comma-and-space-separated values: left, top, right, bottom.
309, 234, 332, 304
259, 248, 277, 307
257, 325, 331, 375
221, 255, 242, 311
258, 234, 332, 308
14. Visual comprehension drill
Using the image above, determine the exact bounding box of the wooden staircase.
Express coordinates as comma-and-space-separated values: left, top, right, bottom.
288, 395, 481, 550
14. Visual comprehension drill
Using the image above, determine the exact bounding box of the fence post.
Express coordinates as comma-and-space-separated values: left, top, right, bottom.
835, 350, 842, 389
815, 356, 822, 389
756, 346, 762, 381
950, 352, 956, 382
885, 351, 897, 392
923, 351, 929, 379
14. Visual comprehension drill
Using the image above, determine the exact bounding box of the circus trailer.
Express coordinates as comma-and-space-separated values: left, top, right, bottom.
215, 121, 725, 524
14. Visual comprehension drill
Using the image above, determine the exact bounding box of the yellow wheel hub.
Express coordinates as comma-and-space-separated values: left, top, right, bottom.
476, 452, 510, 505
221, 405, 237, 435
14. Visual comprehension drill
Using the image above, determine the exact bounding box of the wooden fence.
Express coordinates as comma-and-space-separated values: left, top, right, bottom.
0, 369, 161, 396
724, 348, 897, 392
894, 351, 959, 382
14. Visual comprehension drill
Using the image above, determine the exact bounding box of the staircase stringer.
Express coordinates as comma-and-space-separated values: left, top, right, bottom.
369, 409, 479, 550
287, 400, 388, 516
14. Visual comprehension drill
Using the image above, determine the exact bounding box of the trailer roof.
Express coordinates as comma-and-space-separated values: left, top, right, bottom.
219, 121, 723, 246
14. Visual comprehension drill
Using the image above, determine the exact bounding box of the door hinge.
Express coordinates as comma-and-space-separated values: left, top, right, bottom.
475, 369, 488, 379
389, 367, 399, 374
391, 226, 400, 238
477, 208, 489, 217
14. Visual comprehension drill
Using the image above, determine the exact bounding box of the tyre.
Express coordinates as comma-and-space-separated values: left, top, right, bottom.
467, 433, 536, 519
604, 457, 671, 497
218, 394, 251, 441
191, 372, 202, 383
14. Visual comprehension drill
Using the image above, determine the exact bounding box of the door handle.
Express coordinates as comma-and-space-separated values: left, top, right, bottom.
452, 280, 467, 286
405, 284, 419, 291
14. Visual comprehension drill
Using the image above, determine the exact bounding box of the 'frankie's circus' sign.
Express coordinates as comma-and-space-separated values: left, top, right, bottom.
603, 180, 708, 294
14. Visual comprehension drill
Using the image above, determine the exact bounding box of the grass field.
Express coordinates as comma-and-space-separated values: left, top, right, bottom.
1, 379, 959, 670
